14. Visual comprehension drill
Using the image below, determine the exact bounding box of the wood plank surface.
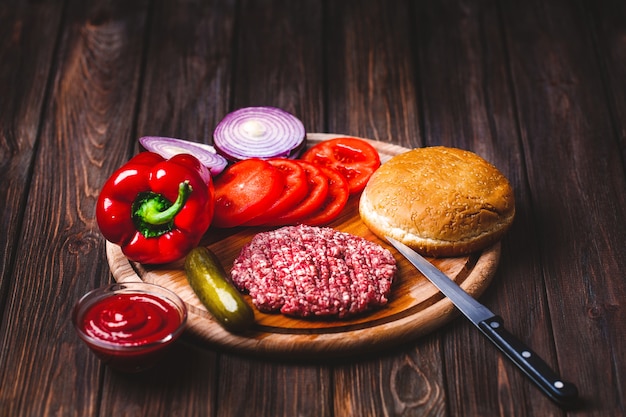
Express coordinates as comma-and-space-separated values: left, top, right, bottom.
502, 0, 626, 414
412, 1, 556, 414
0, 0, 64, 307
215, 2, 332, 417
0, 1, 150, 416
200, 2, 334, 417
98, 1, 236, 416
0, 0, 625, 416
323, 2, 443, 416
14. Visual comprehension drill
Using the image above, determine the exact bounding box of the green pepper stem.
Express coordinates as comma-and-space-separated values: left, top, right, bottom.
136, 181, 192, 226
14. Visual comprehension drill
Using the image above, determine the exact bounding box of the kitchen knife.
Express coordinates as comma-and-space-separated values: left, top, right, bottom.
386, 236, 579, 408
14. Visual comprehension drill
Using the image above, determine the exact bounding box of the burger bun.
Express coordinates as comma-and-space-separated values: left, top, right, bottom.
359, 146, 515, 257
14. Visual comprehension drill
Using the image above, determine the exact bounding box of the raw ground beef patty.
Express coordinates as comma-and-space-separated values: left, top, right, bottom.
230, 225, 397, 318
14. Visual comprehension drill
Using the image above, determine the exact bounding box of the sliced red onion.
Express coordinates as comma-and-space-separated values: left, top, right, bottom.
139, 136, 228, 176
213, 107, 306, 161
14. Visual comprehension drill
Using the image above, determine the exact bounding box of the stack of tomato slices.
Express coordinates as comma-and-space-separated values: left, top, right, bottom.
211, 137, 381, 228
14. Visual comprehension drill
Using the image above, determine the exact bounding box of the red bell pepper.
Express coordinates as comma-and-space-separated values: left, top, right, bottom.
96, 152, 214, 264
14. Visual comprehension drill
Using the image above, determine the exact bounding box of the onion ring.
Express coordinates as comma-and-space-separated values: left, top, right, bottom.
139, 136, 228, 176
213, 107, 306, 161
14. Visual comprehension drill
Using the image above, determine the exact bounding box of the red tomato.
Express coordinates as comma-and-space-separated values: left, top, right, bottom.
300, 166, 350, 226
301, 137, 381, 194
244, 159, 308, 226
212, 159, 284, 228
266, 160, 329, 225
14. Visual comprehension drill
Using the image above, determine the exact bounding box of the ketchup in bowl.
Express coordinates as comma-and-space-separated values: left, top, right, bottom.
73, 282, 187, 372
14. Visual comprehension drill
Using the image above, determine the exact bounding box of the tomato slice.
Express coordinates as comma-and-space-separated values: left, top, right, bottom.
244, 159, 308, 226
301, 137, 381, 194
266, 160, 329, 225
300, 166, 350, 226
212, 159, 284, 228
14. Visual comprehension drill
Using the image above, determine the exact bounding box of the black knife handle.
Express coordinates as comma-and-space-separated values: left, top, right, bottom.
477, 316, 579, 408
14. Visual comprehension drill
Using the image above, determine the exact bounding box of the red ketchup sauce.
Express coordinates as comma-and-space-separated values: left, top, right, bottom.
81, 293, 182, 347
75, 288, 186, 372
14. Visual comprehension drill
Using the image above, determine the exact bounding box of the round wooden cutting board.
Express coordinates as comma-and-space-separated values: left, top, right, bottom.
107, 133, 501, 359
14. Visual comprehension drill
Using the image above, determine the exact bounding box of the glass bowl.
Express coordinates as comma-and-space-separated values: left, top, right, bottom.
72, 282, 187, 373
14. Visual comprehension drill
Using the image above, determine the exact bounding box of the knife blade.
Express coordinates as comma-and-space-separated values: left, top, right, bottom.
386, 236, 579, 408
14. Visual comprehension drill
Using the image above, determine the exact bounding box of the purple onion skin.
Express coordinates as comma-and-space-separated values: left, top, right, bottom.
213, 107, 307, 162
214, 137, 307, 162
203, 156, 228, 176
138, 136, 228, 176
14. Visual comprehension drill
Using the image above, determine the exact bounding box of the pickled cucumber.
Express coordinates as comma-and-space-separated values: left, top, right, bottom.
184, 247, 254, 332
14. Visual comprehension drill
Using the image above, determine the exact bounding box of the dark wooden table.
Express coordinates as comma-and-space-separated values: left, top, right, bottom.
1, 0, 625, 416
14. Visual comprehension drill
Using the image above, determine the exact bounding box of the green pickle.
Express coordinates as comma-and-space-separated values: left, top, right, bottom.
184, 247, 254, 332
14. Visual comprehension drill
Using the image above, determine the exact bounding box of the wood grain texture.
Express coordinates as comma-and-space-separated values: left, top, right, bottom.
107, 135, 501, 358
325, 0, 421, 148
99, 2, 237, 416
215, 355, 332, 417
333, 342, 448, 417
135, 0, 236, 146
583, 0, 626, 163
0, 0, 64, 303
502, 0, 626, 414
231, 0, 324, 132
209, 3, 331, 416
323, 2, 446, 416
99, 342, 218, 417
412, 0, 558, 414
0, 1, 150, 416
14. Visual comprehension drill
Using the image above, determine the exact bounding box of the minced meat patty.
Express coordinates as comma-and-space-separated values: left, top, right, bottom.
230, 225, 397, 318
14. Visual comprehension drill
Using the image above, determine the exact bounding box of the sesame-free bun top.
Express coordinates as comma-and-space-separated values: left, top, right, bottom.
359, 146, 515, 257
